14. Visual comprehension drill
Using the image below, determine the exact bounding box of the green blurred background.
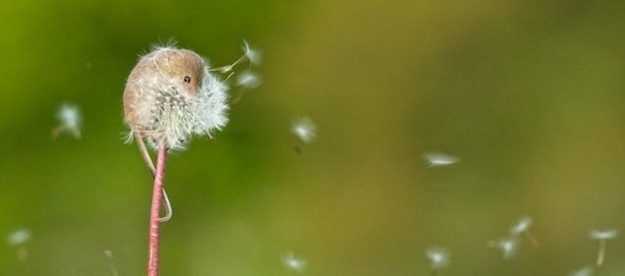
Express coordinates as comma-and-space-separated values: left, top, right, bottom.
2, 1, 625, 275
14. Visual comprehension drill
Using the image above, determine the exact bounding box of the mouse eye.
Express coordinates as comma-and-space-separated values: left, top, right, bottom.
183, 76, 191, 83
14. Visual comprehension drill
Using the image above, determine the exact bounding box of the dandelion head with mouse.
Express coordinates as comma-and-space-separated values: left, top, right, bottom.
123, 45, 229, 151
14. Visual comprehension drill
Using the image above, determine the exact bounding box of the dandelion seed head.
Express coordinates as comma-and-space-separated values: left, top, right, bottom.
590, 229, 618, 240
283, 252, 307, 273
424, 152, 459, 167
510, 215, 533, 236
425, 246, 450, 269
292, 117, 317, 144
7, 229, 31, 246
124, 45, 229, 150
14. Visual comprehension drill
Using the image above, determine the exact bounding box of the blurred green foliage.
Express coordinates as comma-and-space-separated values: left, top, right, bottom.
2, 1, 625, 275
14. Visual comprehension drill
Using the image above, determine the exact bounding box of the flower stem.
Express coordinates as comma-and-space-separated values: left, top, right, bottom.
135, 133, 172, 222
148, 145, 168, 276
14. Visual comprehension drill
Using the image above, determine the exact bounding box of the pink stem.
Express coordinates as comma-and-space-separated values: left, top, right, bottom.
148, 145, 167, 276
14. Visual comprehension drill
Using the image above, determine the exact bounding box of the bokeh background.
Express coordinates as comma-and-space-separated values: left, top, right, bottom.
2, 1, 625, 275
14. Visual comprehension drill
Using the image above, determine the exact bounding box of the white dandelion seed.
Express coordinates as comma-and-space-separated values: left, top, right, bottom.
589, 229, 617, 266
510, 215, 539, 247
423, 152, 459, 167
235, 69, 262, 89
283, 252, 307, 273
217, 40, 261, 74
52, 103, 82, 139
590, 229, 618, 240
569, 266, 593, 276
242, 40, 261, 66
7, 228, 31, 261
510, 216, 532, 235
488, 237, 519, 260
292, 117, 317, 144
425, 246, 450, 270
7, 229, 31, 246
